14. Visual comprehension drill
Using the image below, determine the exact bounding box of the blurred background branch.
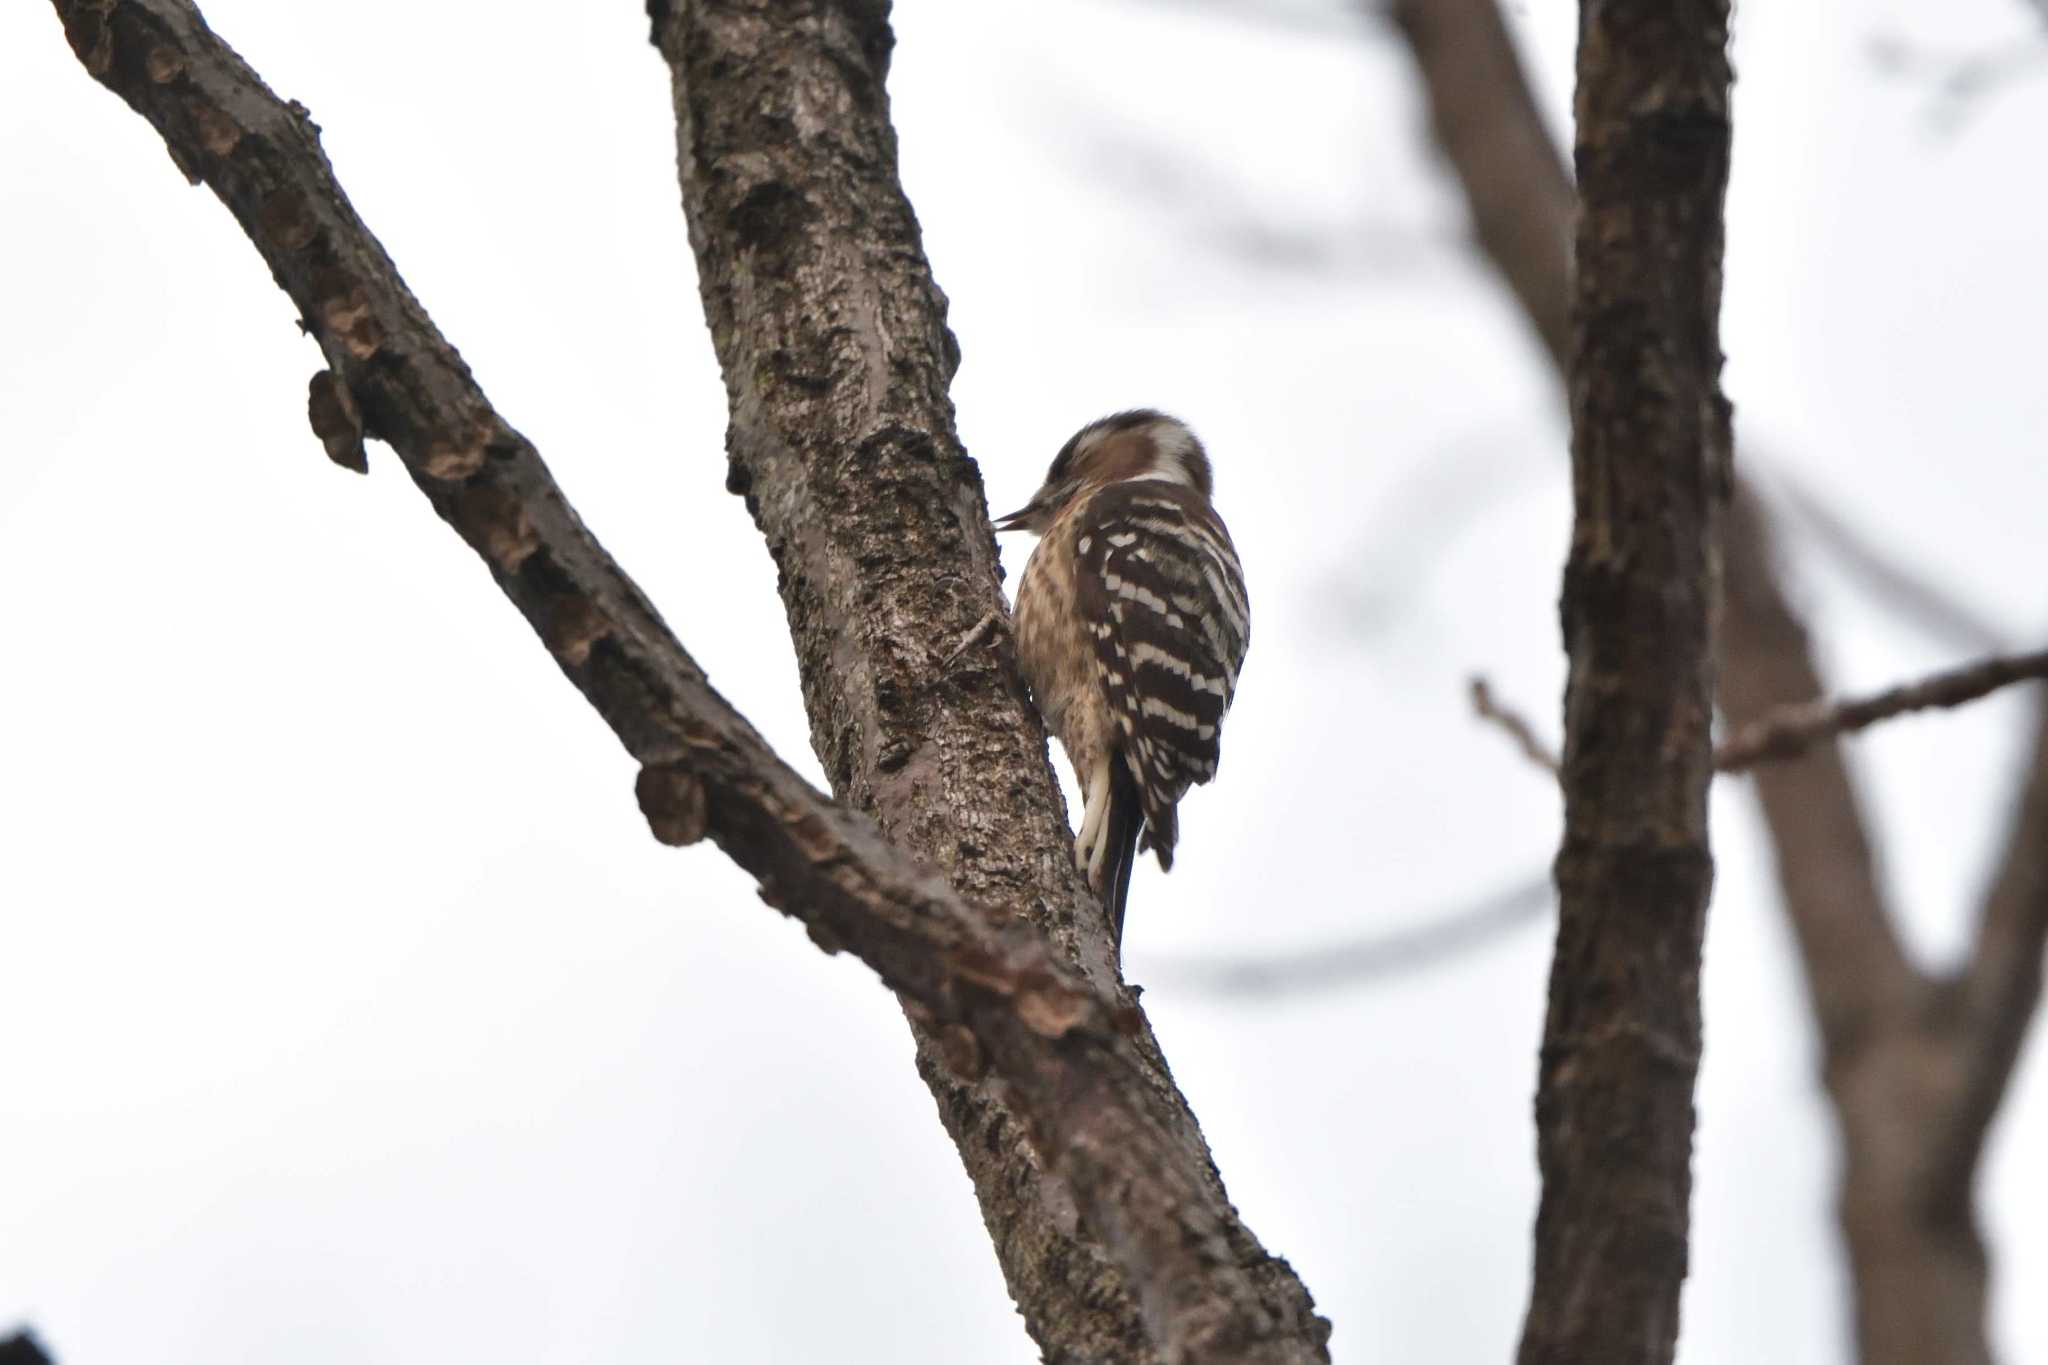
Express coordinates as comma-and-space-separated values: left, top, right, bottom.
1153, 876, 1551, 996
1868, 25, 2048, 134
1472, 651, 2048, 777
1770, 468, 2014, 655
1717, 649, 2048, 771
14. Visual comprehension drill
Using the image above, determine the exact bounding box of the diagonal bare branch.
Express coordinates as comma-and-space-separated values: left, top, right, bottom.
1387, 0, 1573, 371
51, 2, 1331, 1360
1717, 648, 2048, 771
1717, 491, 1928, 1038
1475, 651, 2048, 779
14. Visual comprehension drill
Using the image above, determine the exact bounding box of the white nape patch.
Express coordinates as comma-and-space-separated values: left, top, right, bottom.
1135, 420, 1203, 487
1127, 454, 1197, 488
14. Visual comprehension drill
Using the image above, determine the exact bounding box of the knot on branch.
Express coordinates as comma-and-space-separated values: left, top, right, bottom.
261, 188, 318, 252
636, 762, 709, 848
542, 593, 613, 668
644, 0, 673, 49
448, 480, 539, 572
190, 99, 240, 158
143, 45, 185, 85
934, 1022, 985, 1081
422, 430, 489, 482
163, 139, 203, 186
950, 945, 1097, 1041
312, 271, 383, 361
307, 370, 366, 472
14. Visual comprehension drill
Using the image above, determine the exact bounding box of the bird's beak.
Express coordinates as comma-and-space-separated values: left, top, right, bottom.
993, 502, 1036, 533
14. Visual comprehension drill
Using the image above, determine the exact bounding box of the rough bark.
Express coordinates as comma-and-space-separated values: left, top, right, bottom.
1511, 6, 1732, 1363
1389, 1, 2048, 1360
51, 2, 1332, 1361
645, 6, 1328, 1361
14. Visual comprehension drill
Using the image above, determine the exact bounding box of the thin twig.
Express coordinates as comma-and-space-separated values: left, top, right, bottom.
1473, 651, 2048, 779
1716, 648, 2048, 771
1469, 676, 1561, 775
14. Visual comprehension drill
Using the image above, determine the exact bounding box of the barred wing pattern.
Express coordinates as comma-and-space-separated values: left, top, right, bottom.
1075, 481, 1250, 869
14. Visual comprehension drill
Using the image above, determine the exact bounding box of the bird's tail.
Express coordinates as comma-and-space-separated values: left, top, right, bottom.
1102, 752, 1145, 960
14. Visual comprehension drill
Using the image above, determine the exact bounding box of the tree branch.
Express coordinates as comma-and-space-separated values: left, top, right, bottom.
1717, 648, 2048, 771
1513, 5, 1732, 1362
1388, 2, 2028, 1358
1472, 649, 2048, 777
1468, 677, 1561, 776
1717, 489, 1932, 1042
51, 2, 1329, 1360
1387, 0, 1573, 372
1384, 0, 1920, 1076
1942, 707, 2048, 1199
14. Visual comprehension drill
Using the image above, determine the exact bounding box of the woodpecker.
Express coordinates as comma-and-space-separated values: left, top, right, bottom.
996, 410, 1250, 956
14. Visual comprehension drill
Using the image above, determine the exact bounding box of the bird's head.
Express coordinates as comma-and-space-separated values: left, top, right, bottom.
994, 410, 1212, 535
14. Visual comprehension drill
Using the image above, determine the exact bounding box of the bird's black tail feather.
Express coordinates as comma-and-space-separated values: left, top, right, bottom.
1103, 753, 1144, 960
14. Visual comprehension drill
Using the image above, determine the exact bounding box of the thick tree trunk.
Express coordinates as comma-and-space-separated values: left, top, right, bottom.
649, 4, 1329, 1362
1516, 4, 1732, 1364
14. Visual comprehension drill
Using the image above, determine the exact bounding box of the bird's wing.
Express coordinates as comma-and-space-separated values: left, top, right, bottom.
1074, 482, 1249, 867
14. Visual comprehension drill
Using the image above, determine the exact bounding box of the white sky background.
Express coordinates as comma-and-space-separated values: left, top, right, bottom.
3, 0, 2045, 1361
